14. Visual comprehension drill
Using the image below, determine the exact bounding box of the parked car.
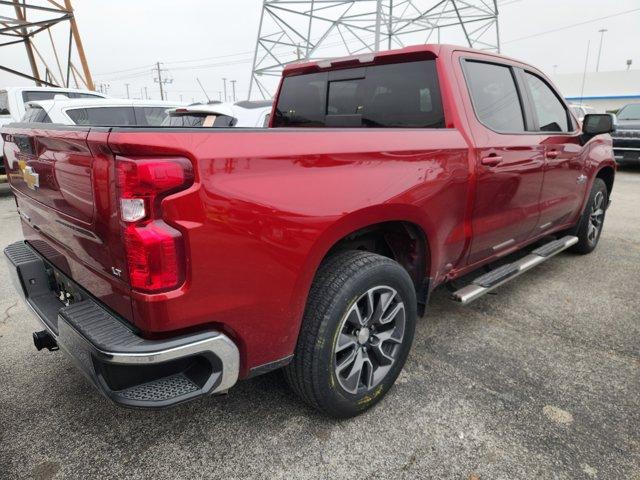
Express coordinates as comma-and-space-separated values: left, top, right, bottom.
22, 99, 182, 126
569, 104, 597, 124
163, 100, 272, 128
611, 103, 640, 165
2, 44, 616, 418
0, 86, 106, 182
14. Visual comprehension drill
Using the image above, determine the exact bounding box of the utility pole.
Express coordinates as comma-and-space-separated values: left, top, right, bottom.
154, 62, 172, 100
230, 80, 237, 102
144, 86, 148, 100
222, 78, 228, 102
596, 28, 607, 72
125, 83, 130, 99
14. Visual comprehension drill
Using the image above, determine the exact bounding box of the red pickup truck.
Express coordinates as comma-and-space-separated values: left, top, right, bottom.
2, 45, 616, 418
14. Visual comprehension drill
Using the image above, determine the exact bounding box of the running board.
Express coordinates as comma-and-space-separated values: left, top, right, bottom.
451, 235, 578, 305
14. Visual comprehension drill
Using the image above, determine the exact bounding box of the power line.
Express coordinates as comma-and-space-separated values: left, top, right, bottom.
503, 7, 640, 44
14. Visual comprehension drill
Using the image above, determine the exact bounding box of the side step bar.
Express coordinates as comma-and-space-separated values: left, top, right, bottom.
451, 235, 578, 305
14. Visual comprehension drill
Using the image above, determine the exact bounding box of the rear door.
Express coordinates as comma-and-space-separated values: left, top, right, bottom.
519, 71, 587, 231
458, 56, 546, 264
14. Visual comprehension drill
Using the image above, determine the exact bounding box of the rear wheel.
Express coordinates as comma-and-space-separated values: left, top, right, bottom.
285, 250, 417, 418
569, 178, 608, 254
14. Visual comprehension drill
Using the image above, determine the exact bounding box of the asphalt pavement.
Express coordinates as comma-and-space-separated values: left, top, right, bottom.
0, 171, 638, 480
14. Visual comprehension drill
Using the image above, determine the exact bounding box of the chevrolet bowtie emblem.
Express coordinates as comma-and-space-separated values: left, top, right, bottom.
18, 160, 39, 191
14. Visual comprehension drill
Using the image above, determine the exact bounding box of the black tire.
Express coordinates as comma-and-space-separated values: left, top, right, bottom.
284, 250, 417, 418
568, 178, 608, 254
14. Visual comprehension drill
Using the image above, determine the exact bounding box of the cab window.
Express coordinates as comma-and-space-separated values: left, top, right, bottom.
463, 60, 526, 133
523, 72, 570, 132
0, 90, 9, 115
22, 106, 52, 123
274, 59, 445, 128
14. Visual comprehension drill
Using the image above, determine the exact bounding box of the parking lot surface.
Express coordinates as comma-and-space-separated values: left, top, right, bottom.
0, 171, 638, 480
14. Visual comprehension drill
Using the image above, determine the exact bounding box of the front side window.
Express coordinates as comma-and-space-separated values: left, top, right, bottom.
464, 60, 525, 133
524, 72, 570, 132
0, 91, 9, 115
22, 106, 51, 123
274, 59, 445, 128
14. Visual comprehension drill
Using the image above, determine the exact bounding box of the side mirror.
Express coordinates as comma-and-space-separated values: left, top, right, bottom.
583, 113, 616, 136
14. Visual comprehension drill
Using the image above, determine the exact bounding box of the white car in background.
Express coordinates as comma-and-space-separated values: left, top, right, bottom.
163, 100, 272, 128
22, 98, 183, 126
1, 86, 106, 182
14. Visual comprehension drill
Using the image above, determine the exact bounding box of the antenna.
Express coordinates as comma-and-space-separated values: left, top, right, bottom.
196, 78, 211, 102
579, 40, 591, 106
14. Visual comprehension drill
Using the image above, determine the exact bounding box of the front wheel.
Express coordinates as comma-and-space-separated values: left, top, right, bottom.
284, 250, 417, 418
569, 178, 608, 254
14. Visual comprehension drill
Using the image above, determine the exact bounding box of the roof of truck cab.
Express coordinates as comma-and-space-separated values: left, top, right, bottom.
282, 43, 533, 76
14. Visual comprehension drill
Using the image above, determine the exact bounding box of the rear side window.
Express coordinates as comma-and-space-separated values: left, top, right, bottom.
274, 60, 445, 128
68, 92, 103, 99
67, 107, 136, 126
0, 90, 9, 115
133, 107, 170, 126
22, 91, 65, 103
22, 106, 51, 123
524, 72, 570, 132
161, 113, 236, 127
464, 61, 525, 133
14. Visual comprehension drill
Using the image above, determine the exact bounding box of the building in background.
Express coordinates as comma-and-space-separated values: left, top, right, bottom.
551, 70, 640, 113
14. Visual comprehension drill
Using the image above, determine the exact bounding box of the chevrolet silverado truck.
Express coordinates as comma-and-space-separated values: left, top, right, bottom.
1, 45, 616, 418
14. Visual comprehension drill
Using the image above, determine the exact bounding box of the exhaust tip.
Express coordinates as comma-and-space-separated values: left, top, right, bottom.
32, 330, 58, 351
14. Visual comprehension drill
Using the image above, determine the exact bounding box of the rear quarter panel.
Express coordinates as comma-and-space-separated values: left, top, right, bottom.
108, 128, 470, 374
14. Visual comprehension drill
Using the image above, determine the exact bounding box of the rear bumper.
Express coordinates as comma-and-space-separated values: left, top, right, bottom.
4, 241, 240, 408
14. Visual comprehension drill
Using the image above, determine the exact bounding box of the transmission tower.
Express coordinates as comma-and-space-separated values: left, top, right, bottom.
0, 0, 94, 89
249, 0, 500, 99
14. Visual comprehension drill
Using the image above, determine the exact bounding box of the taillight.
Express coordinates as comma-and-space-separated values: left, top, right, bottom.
116, 157, 194, 292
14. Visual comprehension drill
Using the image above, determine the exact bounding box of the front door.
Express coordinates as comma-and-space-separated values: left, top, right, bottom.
520, 71, 588, 231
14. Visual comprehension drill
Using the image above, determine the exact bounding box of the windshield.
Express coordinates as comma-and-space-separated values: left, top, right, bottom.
617, 104, 640, 120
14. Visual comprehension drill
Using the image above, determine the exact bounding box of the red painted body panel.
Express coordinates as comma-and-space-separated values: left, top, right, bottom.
1, 44, 615, 377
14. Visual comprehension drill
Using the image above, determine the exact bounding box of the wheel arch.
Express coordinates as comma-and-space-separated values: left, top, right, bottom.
289, 204, 436, 336
595, 165, 615, 195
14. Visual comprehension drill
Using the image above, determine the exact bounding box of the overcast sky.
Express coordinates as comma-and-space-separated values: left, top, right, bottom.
1, 0, 639, 102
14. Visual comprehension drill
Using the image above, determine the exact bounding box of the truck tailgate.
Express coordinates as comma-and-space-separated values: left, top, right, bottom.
2, 124, 134, 322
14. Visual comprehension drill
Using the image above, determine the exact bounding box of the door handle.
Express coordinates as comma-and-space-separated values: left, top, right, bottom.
546, 150, 559, 159
481, 155, 503, 167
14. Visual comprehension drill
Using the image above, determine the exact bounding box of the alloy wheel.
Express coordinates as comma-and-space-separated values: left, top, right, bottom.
333, 286, 406, 395
587, 191, 605, 245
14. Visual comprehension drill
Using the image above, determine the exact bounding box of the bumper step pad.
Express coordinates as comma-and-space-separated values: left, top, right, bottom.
4, 241, 240, 409
119, 374, 199, 402
451, 235, 578, 305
